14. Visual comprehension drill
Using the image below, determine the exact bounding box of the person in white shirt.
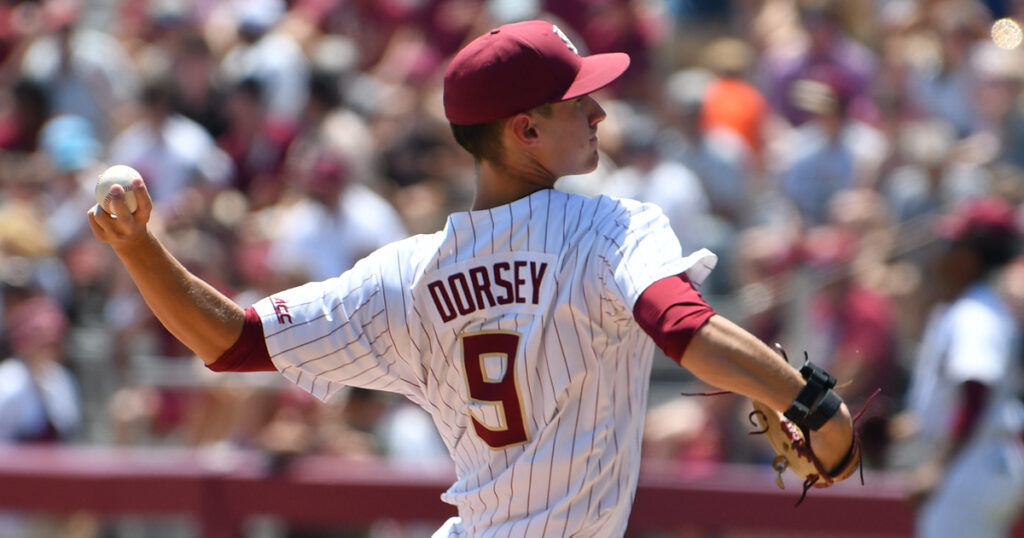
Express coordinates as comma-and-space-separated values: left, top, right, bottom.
0, 295, 81, 443
899, 197, 1024, 538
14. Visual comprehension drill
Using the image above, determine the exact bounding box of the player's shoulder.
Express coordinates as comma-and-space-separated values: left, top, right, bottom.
586, 192, 671, 231
951, 283, 1015, 328
550, 188, 662, 218
356, 231, 447, 279
538, 191, 672, 249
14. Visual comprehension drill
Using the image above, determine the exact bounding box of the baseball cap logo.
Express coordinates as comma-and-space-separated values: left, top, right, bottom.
552, 25, 579, 55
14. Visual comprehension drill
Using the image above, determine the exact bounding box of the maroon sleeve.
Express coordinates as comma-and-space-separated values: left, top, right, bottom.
633, 273, 717, 363
206, 307, 275, 372
952, 380, 988, 441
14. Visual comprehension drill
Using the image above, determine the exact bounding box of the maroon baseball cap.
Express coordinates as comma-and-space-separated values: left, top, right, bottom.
443, 20, 630, 125
936, 196, 1018, 242
936, 196, 1020, 266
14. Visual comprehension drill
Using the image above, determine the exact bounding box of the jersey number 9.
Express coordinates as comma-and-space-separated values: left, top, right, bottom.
461, 331, 530, 448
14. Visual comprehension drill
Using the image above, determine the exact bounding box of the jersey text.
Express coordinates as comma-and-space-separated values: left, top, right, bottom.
428, 261, 548, 322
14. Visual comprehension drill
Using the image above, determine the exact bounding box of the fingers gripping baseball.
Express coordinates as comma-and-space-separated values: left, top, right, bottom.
87, 176, 153, 247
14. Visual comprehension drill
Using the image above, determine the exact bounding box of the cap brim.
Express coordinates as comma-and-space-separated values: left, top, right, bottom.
561, 52, 631, 101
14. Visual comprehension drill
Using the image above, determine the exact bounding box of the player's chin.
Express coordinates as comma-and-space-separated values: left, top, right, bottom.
558, 148, 601, 177
563, 161, 599, 179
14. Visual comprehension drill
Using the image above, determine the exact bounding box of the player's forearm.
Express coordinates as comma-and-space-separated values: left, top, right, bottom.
682, 315, 854, 471
680, 315, 805, 411
112, 230, 244, 364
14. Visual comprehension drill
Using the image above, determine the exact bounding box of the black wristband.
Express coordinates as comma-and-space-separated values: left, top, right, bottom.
784, 385, 817, 424
804, 388, 842, 431
783, 359, 838, 429
799, 360, 836, 389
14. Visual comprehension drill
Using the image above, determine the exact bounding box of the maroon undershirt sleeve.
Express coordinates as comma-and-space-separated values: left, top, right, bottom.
633, 273, 717, 364
205, 307, 275, 372
952, 380, 988, 442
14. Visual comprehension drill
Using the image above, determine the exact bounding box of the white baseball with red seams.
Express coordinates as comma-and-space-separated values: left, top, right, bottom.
95, 164, 141, 214
250, 189, 717, 537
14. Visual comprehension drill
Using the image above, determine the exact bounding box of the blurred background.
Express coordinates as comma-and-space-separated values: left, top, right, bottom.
0, 0, 1023, 536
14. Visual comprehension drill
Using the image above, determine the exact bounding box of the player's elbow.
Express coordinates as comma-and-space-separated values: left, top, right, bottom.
205, 307, 275, 372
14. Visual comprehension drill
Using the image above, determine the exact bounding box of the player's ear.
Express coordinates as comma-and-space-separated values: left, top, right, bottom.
508, 113, 541, 146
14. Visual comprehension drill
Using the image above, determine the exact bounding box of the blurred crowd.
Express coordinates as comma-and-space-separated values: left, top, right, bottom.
1, 0, 1024, 535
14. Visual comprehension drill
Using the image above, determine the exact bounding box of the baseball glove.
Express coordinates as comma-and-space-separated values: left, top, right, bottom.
749, 399, 862, 505
680, 345, 878, 506
747, 345, 877, 506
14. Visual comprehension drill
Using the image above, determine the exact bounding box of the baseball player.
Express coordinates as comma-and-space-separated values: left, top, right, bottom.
89, 20, 855, 537
897, 197, 1024, 538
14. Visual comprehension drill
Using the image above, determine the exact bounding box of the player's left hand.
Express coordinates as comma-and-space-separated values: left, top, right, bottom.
748, 349, 870, 505
751, 400, 857, 480
87, 177, 153, 251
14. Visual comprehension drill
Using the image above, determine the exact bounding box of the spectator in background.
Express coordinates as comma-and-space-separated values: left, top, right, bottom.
107, 77, 233, 207
284, 70, 342, 190
0, 78, 52, 206
729, 223, 802, 345
0, 294, 90, 538
759, 0, 877, 127
57, 235, 120, 442
218, 77, 296, 208
0, 294, 81, 443
700, 37, 771, 161
894, 197, 1024, 538
881, 118, 992, 222
266, 141, 408, 283
19, 0, 137, 141
906, 1, 990, 138
0, 176, 67, 307
0, 78, 49, 154
970, 41, 1024, 171
603, 101, 712, 258
170, 32, 229, 141
550, 0, 667, 99
775, 71, 887, 225
659, 67, 752, 226
38, 114, 103, 249
218, 0, 310, 124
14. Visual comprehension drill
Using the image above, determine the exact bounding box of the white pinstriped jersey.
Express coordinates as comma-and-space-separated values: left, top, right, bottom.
251, 189, 717, 536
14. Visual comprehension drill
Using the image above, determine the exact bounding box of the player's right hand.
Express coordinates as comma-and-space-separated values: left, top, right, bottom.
87, 177, 153, 251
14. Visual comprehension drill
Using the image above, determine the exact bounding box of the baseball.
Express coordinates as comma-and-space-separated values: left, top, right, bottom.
991, 18, 1023, 50
95, 164, 141, 214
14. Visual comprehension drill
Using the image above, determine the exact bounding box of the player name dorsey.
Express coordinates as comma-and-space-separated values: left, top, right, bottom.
427, 257, 550, 323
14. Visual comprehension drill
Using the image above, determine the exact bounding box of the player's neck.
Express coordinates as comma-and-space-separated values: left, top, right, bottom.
472, 159, 557, 210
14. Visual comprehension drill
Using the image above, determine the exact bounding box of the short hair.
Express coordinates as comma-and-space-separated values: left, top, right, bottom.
448, 103, 554, 164
450, 119, 506, 164
958, 232, 1018, 274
